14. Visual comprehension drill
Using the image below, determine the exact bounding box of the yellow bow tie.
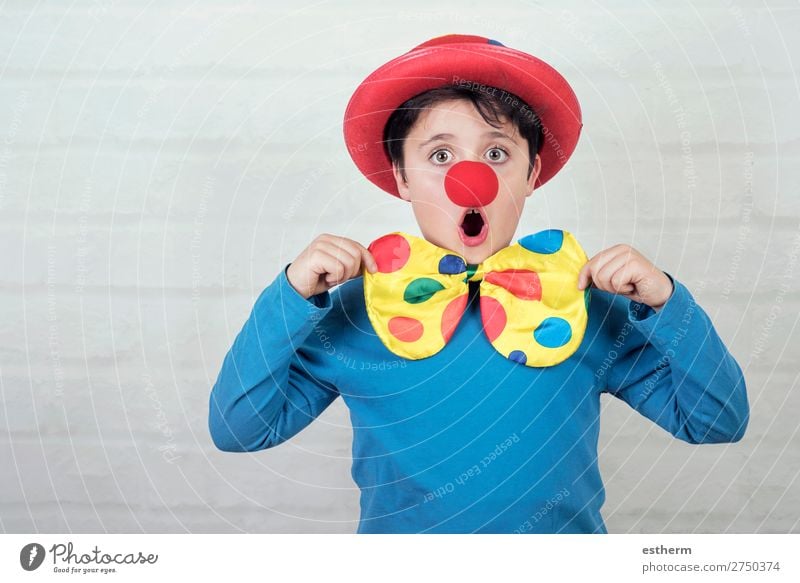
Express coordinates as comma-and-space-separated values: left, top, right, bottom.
362, 229, 591, 367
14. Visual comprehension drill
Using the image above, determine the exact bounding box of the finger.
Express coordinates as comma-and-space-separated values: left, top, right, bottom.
579, 245, 629, 289
317, 240, 362, 280
607, 247, 646, 293
608, 260, 640, 294
577, 262, 589, 289
330, 238, 379, 275
578, 257, 603, 289
311, 248, 349, 284
356, 243, 379, 274
335, 238, 378, 275
594, 250, 635, 293
578, 261, 598, 290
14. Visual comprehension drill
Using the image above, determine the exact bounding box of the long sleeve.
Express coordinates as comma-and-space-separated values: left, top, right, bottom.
602, 272, 749, 444
208, 263, 341, 452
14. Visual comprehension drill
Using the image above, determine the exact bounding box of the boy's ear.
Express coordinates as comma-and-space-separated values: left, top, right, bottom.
392, 161, 411, 201
525, 154, 542, 197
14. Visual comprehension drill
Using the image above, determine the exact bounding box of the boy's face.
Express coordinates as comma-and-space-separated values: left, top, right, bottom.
392, 99, 541, 265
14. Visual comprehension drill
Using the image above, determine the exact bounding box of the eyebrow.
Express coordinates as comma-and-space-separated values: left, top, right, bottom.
417, 130, 516, 150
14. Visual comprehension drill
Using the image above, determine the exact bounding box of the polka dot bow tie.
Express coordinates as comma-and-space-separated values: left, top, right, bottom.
362, 229, 592, 368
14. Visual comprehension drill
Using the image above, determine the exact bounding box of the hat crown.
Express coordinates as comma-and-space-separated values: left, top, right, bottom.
410, 34, 505, 52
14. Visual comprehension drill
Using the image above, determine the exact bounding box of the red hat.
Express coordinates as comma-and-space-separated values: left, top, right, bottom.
343, 34, 583, 199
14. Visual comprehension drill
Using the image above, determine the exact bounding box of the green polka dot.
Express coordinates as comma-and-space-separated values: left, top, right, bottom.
404, 278, 446, 304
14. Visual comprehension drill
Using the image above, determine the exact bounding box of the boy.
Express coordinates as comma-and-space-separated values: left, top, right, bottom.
208, 34, 749, 533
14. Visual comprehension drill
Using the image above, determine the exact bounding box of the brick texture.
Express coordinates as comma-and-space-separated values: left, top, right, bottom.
1, 1, 798, 533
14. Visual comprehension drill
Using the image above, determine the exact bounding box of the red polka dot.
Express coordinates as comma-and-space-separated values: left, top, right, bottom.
388, 316, 424, 342
480, 296, 507, 342
368, 234, 410, 273
441, 293, 468, 342
484, 269, 542, 301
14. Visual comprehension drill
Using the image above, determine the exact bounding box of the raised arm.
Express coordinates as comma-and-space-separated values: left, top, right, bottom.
601, 273, 749, 444
208, 264, 340, 452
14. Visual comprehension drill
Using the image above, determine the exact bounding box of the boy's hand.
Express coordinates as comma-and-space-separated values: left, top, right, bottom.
576, 244, 674, 310
286, 233, 378, 300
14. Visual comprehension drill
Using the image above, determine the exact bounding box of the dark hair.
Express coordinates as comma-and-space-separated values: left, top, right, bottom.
382, 83, 544, 183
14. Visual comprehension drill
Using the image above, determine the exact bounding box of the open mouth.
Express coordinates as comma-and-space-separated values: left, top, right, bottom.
458, 208, 489, 246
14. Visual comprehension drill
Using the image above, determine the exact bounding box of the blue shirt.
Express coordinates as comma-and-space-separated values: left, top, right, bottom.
208, 262, 749, 533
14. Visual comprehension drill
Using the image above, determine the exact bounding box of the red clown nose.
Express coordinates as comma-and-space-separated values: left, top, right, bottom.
444, 160, 499, 207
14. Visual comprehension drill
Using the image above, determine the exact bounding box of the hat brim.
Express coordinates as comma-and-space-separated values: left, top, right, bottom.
343, 42, 583, 199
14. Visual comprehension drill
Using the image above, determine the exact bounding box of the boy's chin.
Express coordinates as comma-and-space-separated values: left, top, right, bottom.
459, 238, 497, 264
421, 227, 506, 263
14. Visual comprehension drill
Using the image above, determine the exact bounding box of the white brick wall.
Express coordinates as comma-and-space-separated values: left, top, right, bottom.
1, 0, 798, 533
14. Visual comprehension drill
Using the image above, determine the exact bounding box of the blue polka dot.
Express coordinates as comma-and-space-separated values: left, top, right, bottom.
533, 317, 572, 348
508, 350, 527, 364
519, 229, 564, 254
487, 39, 506, 46
439, 254, 467, 274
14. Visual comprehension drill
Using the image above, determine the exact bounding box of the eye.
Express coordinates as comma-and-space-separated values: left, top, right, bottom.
485, 146, 509, 163
429, 148, 453, 165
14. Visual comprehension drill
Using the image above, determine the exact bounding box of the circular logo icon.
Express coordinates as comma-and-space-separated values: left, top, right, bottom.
20, 543, 46, 571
